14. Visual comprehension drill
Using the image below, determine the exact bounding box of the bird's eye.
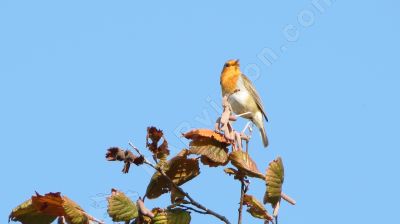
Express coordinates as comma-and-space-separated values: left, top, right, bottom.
225, 63, 230, 67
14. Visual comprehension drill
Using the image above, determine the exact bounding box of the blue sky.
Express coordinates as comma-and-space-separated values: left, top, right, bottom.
1, 0, 399, 223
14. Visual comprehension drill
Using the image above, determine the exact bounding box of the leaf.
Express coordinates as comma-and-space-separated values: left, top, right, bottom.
147, 126, 164, 143
31, 192, 65, 216
190, 139, 229, 167
183, 129, 230, 145
9, 199, 57, 224
106, 147, 144, 173
229, 151, 265, 180
62, 197, 90, 224
10, 192, 102, 224
105, 147, 126, 161
151, 208, 191, 224
243, 195, 273, 221
223, 167, 245, 180
107, 189, 138, 222
170, 188, 186, 204
146, 126, 170, 160
264, 157, 284, 207
146, 149, 200, 199
184, 129, 230, 167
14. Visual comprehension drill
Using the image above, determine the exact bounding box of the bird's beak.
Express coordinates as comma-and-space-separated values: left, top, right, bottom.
235, 59, 240, 65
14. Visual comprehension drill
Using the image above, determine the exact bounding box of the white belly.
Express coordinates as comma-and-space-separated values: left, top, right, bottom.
229, 90, 250, 113
227, 76, 258, 119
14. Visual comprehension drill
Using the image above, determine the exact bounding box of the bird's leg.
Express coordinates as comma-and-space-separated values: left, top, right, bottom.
236, 111, 252, 118
241, 121, 252, 134
240, 122, 254, 152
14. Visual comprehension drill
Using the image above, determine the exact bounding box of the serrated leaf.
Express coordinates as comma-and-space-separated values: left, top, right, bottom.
62, 197, 90, 224
151, 208, 191, 224
10, 192, 102, 224
147, 127, 170, 160
105, 147, 126, 161
107, 189, 138, 222
183, 129, 230, 145
229, 151, 265, 179
243, 195, 273, 221
146, 149, 200, 199
223, 167, 245, 180
9, 199, 57, 224
170, 187, 186, 204
184, 129, 230, 167
190, 139, 229, 167
31, 192, 65, 216
264, 157, 284, 206
106, 147, 144, 174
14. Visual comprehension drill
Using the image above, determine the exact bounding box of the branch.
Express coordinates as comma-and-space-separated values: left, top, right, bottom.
237, 180, 245, 224
84, 212, 105, 224
281, 193, 296, 205
128, 142, 231, 224
177, 204, 208, 215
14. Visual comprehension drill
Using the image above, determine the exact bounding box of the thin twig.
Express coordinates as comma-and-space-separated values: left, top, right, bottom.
178, 204, 208, 215
281, 193, 296, 205
84, 212, 104, 224
128, 143, 231, 224
237, 180, 245, 224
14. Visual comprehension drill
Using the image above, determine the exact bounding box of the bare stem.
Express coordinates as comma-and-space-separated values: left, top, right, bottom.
128, 143, 231, 224
237, 180, 245, 224
84, 212, 104, 224
281, 193, 296, 205
177, 204, 208, 215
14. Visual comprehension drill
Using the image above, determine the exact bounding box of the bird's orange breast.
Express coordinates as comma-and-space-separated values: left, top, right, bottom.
220, 70, 240, 95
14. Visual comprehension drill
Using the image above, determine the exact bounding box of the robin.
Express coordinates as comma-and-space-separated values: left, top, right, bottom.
220, 59, 269, 147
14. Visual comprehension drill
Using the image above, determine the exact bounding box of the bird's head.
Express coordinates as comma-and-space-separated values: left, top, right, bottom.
222, 59, 240, 72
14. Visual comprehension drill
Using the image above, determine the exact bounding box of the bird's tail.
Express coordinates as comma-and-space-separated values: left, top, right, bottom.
259, 125, 269, 148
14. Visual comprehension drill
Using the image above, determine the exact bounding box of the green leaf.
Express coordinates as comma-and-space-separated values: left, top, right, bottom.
63, 197, 89, 224
107, 189, 138, 222
152, 208, 191, 224
264, 157, 284, 206
9, 199, 57, 224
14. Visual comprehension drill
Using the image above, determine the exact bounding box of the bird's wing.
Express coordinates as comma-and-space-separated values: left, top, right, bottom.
241, 74, 269, 121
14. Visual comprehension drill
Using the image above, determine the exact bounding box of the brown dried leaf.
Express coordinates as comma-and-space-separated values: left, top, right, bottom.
105, 147, 125, 161
133, 155, 145, 166
170, 188, 186, 204
146, 149, 200, 199
223, 167, 245, 180
147, 126, 164, 143
243, 194, 273, 221
146, 127, 170, 160
183, 129, 230, 145
189, 139, 229, 167
184, 129, 230, 167
229, 151, 265, 180
10, 192, 102, 224
156, 139, 170, 160
106, 147, 144, 173
31, 192, 65, 216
